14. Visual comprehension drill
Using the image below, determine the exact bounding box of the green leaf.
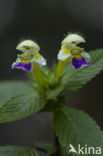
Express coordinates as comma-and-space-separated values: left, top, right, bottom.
0, 146, 38, 156
62, 49, 103, 90
53, 107, 103, 156
0, 81, 33, 105
36, 142, 57, 156
0, 81, 46, 123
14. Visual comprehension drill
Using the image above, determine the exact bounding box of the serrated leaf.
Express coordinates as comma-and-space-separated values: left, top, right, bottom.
53, 107, 103, 156
0, 82, 46, 123
0, 81, 33, 105
0, 146, 38, 156
62, 49, 103, 90
36, 142, 57, 156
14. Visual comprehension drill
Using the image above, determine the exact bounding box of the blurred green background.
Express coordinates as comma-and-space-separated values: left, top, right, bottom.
0, 0, 103, 154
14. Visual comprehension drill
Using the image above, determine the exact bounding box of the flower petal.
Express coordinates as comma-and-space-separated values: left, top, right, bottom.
57, 49, 71, 61
82, 52, 91, 62
62, 34, 85, 47
12, 62, 32, 72
34, 57, 46, 66
72, 57, 90, 70
16, 40, 40, 53
32, 53, 46, 66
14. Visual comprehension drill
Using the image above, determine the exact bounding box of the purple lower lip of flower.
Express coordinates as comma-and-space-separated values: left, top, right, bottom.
13, 62, 32, 72
72, 57, 90, 70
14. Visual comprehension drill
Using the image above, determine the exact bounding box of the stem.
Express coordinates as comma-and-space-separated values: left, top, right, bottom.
56, 61, 66, 78
51, 112, 61, 156
56, 59, 70, 78
54, 133, 61, 156
32, 63, 43, 86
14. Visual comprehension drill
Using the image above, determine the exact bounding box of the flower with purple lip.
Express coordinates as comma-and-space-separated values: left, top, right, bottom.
72, 54, 90, 70
57, 34, 90, 70
12, 40, 46, 72
12, 61, 32, 72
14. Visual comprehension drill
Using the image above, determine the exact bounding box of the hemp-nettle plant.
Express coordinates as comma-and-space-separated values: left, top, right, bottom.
0, 33, 103, 156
